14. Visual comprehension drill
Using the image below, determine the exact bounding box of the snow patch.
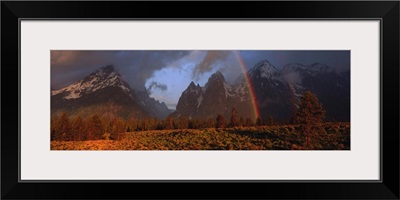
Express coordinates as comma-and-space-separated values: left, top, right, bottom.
51, 68, 132, 100
197, 94, 203, 108
223, 82, 236, 98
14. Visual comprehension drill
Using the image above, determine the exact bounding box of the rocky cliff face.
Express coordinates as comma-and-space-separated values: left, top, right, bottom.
171, 60, 350, 122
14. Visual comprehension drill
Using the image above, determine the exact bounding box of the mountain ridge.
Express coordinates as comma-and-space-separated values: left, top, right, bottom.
171, 60, 350, 122
51, 65, 172, 119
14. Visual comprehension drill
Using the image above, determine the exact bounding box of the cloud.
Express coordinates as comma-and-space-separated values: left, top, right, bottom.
147, 81, 168, 94
282, 71, 302, 85
51, 50, 190, 90
191, 51, 230, 80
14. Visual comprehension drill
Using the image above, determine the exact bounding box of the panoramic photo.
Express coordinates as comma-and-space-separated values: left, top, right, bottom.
50, 50, 350, 150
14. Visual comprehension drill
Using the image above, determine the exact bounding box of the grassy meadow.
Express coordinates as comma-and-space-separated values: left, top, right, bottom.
51, 123, 350, 150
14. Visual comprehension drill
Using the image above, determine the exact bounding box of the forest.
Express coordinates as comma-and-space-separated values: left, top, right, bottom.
50, 91, 350, 150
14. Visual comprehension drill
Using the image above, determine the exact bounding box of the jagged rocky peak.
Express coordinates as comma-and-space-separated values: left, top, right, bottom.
189, 81, 196, 87
184, 81, 202, 95
204, 71, 225, 89
209, 71, 225, 82
250, 59, 279, 79
87, 65, 117, 78
100, 64, 115, 73
82, 64, 119, 84
171, 59, 350, 122
51, 64, 132, 99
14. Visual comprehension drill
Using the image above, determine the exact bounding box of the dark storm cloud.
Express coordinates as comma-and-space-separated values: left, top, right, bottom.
191, 51, 230, 80
52, 50, 350, 91
51, 50, 189, 90
147, 81, 168, 94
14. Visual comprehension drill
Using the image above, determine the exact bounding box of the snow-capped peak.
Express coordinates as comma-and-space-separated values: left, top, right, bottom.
249, 59, 279, 79
51, 65, 132, 99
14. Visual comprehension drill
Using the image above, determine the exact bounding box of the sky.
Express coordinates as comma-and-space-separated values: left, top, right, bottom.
51, 50, 350, 109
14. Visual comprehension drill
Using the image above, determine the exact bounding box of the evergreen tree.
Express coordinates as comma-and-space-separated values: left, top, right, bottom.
110, 118, 125, 140
164, 116, 174, 130
207, 118, 215, 128
245, 118, 254, 127
128, 118, 138, 132
244, 118, 254, 127
151, 117, 159, 130
101, 116, 111, 134
142, 117, 148, 131
229, 107, 240, 127
189, 118, 201, 129
136, 118, 144, 131
71, 116, 85, 141
50, 115, 58, 141
177, 116, 189, 129
256, 116, 264, 126
216, 114, 225, 128
239, 117, 244, 127
293, 91, 326, 148
56, 112, 70, 141
87, 114, 104, 140
159, 120, 166, 130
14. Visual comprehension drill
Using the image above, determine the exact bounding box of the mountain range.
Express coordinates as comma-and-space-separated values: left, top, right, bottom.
171, 60, 350, 122
51, 65, 171, 119
51, 61, 350, 122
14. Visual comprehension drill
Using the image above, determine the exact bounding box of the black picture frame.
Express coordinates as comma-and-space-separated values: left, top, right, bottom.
2, 1, 399, 199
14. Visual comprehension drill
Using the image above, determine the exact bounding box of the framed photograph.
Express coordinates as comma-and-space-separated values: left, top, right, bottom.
2, 1, 399, 199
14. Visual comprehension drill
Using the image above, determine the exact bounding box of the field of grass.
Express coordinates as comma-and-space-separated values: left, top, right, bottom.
51, 123, 350, 150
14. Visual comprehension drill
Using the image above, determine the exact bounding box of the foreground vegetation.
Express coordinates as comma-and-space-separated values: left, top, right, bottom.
51, 123, 350, 150
51, 91, 349, 150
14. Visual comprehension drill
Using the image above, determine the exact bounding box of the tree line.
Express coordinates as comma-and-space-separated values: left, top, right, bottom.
51, 109, 271, 141
51, 91, 326, 146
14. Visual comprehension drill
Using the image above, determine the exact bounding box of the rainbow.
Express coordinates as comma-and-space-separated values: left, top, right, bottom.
233, 50, 260, 120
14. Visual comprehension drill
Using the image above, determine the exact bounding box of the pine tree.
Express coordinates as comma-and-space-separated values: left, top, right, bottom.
239, 117, 244, 127
51, 115, 59, 141
87, 114, 104, 140
136, 118, 144, 131
229, 107, 240, 127
207, 118, 216, 128
56, 112, 70, 141
159, 120, 165, 130
293, 91, 326, 148
151, 117, 159, 130
142, 117, 148, 131
177, 116, 189, 129
128, 117, 138, 132
164, 116, 174, 130
110, 118, 125, 140
71, 116, 85, 141
245, 118, 254, 127
216, 114, 225, 128
256, 116, 264, 126
101, 116, 111, 134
